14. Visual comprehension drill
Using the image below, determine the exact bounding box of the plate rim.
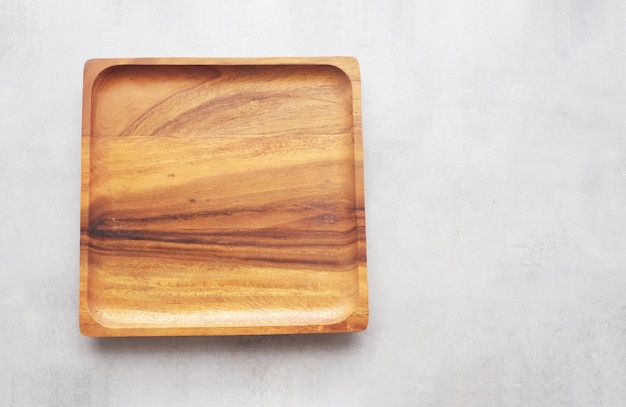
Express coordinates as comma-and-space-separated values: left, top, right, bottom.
79, 57, 368, 336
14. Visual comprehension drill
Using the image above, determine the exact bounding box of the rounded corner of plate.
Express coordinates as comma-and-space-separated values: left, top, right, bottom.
84, 59, 124, 92
79, 311, 104, 337
79, 321, 95, 337
357, 313, 369, 332
326, 57, 360, 82
84, 59, 109, 78
343, 56, 360, 69
345, 311, 369, 333
83, 58, 98, 72
83, 294, 114, 330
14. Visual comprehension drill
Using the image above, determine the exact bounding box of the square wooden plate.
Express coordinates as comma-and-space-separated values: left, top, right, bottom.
80, 57, 367, 336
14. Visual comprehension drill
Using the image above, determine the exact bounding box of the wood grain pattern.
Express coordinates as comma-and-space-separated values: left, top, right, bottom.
80, 57, 367, 336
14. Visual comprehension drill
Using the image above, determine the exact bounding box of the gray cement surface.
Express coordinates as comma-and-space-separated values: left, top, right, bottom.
2, 1, 626, 405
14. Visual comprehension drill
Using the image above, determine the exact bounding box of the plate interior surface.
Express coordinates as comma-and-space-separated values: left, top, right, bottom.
81, 59, 367, 335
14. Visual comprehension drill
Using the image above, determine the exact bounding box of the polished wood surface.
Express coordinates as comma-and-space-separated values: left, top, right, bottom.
80, 57, 367, 336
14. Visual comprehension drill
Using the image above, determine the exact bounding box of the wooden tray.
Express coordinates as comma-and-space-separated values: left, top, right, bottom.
79, 57, 367, 336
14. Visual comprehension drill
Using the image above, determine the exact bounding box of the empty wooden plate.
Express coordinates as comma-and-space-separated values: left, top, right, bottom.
80, 57, 367, 336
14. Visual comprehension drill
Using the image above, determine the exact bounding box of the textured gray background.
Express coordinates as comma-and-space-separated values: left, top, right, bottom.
2, 0, 626, 405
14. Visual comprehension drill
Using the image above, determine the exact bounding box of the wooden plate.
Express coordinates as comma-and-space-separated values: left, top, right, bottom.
80, 57, 367, 336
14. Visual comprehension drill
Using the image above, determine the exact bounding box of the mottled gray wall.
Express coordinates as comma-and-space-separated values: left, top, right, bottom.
2, 1, 626, 405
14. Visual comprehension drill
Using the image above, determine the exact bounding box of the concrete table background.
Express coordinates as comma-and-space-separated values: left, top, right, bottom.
1, 1, 626, 405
